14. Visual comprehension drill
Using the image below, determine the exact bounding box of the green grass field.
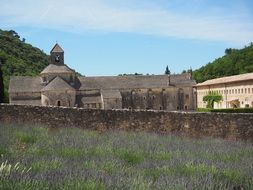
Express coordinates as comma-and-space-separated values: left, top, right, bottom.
0, 124, 252, 189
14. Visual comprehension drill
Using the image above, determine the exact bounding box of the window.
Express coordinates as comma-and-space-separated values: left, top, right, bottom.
232, 89, 234, 94
70, 75, 73, 82
235, 89, 237, 94
238, 89, 240, 94
152, 95, 155, 100
245, 88, 247, 93
143, 96, 146, 100
229, 90, 231, 94
42, 77, 46, 83
242, 89, 243, 94
248, 88, 250, 93
57, 101, 61, 107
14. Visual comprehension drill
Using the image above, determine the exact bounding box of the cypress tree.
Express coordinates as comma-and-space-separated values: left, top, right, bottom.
165, 65, 170, 75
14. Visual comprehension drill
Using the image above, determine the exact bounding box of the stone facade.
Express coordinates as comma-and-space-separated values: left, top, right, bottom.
1, 104, 253, 141
9, 43, 197, 111
196, 73, 253, 108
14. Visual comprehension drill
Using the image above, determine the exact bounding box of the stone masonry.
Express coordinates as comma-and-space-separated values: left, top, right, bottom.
0, 104, 252, 141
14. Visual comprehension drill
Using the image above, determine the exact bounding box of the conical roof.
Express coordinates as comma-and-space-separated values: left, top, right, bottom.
41, 76, 75, 92
50, 43, 64, 53
40, 64, 75, 74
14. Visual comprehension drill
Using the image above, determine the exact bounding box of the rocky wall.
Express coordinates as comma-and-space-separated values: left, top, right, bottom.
0, 104, 252, 141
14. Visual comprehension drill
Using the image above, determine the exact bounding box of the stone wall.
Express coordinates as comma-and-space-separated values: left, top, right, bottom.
0, 104, 252, 141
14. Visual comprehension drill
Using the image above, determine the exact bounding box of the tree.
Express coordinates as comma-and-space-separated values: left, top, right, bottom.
0, 59, 4, 103
203, 91, 223, 109
165, 65, 170, 75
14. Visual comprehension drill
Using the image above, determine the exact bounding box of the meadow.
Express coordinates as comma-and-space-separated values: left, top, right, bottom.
0, 124, 252, 190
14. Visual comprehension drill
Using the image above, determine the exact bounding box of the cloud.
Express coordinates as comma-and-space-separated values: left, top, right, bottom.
0, 0, 253, 45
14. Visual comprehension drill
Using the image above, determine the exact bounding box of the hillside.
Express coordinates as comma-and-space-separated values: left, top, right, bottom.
193, 43, 253, 83
0, 29, 49, 102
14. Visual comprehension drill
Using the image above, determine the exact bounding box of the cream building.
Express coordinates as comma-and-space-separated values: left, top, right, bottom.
196, 73, 253, 108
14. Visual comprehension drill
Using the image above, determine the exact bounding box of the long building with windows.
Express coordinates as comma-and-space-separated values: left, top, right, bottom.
8, 43, 197, 111
196, 73, 253, 108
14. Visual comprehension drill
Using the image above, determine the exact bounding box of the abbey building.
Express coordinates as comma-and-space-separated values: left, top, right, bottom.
9, 44, 197, 110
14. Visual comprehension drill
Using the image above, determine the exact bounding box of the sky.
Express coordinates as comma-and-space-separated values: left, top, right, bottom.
0, 0, 253, 76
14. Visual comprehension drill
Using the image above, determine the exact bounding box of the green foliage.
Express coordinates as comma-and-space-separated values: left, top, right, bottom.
0, 147, 8, 156
0, 29, 50, 102
203, 91, 223, 108
165, 65, 170, 75
193, 43, 253, 83
15, 132, 37, 144
211, 108, 253, 113
198, 107, 253, 113
58, 147, 84, 158
0, 64, 4, 103
117, 149, 144, 165
31, 159, 63, 172
197, 108, 212, 112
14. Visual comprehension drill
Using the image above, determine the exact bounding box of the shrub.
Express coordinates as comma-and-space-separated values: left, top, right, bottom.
117, 150, 144, 165
15, 132, 37, 144
211, 108, 253, 113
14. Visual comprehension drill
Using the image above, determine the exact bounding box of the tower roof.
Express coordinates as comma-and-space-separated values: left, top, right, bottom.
41, 76, 75, 92
40, 64, 75, 74
50, 43, 64, 53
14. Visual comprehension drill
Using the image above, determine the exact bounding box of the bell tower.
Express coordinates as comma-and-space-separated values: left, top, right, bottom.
50, 43, 64, 65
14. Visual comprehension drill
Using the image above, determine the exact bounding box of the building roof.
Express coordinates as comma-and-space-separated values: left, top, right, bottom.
81, 96, 102, 104
9, 76, 42, 93
78, 75, 170, 90
40, 64, 74, 74
170, 73, 196, 86
41, 76, 75, 91
196, 72, 253, 87
101, 89, 122, 99
78, 74, 195, 90
50, 43, 64, 53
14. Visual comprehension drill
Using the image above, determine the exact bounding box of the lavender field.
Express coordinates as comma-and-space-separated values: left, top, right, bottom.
0, 124, 252, 190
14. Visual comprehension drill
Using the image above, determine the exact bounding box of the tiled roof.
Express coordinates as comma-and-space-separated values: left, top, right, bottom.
41, 77, 75, 91
78, 75, 169, 90
40, 64, 74, 74
101, 89, 122, 99
196, 72, 253, 87
50, 43, 64, 53
81, 96, 102, 104
9, 76, 42, 93
78, 74, 195, 90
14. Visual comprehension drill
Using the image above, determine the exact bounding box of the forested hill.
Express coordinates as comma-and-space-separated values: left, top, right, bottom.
193, 43, 253, 83
0, 29, 49, 101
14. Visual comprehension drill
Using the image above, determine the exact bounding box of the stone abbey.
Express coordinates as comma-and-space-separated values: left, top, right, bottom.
9, 44, 197, 110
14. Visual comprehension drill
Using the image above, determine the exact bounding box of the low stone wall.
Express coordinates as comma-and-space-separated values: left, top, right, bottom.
0, 104, 253, 141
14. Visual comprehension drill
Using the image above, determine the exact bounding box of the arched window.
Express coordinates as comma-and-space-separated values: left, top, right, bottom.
57, 101, 61, 107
